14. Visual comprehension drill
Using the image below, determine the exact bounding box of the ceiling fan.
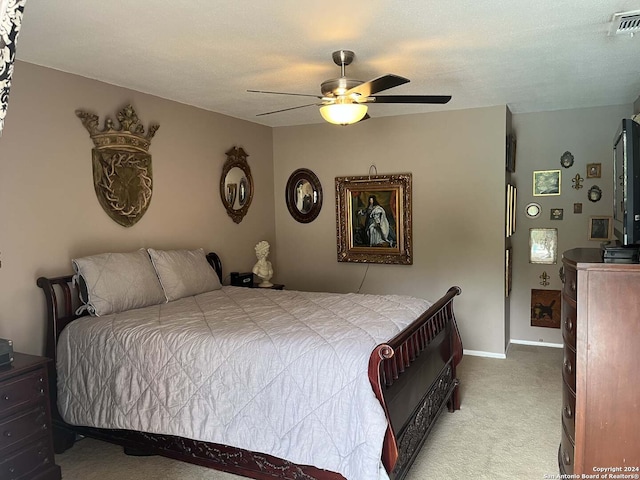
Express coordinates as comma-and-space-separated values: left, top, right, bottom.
248, 50, 451, 125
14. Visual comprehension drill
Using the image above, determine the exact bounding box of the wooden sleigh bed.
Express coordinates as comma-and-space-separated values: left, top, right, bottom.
37, 251, 463, 480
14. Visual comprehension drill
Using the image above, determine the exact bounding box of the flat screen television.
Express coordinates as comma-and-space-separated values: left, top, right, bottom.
612, 118, 640, 247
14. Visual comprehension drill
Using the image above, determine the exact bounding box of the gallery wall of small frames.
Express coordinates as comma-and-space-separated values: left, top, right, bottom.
524, 149, 609, 329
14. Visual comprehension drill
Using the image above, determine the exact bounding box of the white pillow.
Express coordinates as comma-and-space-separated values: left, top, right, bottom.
72, 249, 166, 316
147, 248, 222, 302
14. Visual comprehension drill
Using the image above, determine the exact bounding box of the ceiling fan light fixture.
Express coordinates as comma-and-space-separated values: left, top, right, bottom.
319, 103, 368, 125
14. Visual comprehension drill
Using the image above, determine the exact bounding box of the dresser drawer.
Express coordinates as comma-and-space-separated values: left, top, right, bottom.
0, 406, 48, 452
559, 423, 574, 475
0, 437, 54, 480
562, 344, 576, 394
0, 369, 46, 418
561, 381, 576, 441
561, 297, 577, 349
563, 265, 577, 301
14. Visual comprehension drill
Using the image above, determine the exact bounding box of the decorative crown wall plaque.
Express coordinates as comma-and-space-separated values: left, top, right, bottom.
76, 105, 159, 227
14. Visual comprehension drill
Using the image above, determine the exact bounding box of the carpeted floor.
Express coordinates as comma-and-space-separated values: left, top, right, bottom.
55, 343, 563, 480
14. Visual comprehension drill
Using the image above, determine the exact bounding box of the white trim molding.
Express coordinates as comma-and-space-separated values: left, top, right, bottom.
509, 339, 564, 349
463, 349, 507, 359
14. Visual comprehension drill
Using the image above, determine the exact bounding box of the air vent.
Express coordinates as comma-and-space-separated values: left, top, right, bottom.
610, 10, 640, 36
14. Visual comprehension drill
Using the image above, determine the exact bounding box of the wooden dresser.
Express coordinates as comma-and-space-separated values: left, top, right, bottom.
0, 352, 61, 480
559, 248, 640, 475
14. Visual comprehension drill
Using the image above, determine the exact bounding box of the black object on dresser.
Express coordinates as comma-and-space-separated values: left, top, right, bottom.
559, 248, 640, 475
0, 352, 61, 480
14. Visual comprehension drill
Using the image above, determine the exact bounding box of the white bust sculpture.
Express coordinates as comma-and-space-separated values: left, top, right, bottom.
252, 240, 274, 288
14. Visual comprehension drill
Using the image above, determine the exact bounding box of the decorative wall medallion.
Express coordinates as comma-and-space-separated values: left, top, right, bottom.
76, 105, 159, 227
587, 185, 602, 203
550, 208, 563, 220
525, 202, 541, 219
539, 271, 550, 286
571, 173, 584, 190
560, 151, 574, 168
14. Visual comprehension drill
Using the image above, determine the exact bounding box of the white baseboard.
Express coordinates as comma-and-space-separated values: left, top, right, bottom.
463, 340, 563, 359
463, 349, 507, 359
509, 339, 564, 349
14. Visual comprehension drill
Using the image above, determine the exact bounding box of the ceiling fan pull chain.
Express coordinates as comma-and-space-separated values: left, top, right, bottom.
368, 164, 378, 179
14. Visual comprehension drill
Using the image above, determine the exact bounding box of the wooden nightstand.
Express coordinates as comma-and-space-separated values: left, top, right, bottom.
0, 352, 62, 480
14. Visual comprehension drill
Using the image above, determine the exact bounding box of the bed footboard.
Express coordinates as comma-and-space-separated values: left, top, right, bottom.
368, 286, 462, 480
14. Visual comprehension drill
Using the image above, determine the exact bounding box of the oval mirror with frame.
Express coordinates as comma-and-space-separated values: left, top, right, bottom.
285, 168, 323, 223
525, 202, 541, 219
220, 146, 253, 223
587, 185, 602, 203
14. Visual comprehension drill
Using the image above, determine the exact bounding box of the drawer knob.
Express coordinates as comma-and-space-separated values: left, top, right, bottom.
2, 394, 9, 401
563, 404, 573, 419
570, 280, 576, 292
4, 430, 12, 438
563, 450, 571, 465
559, 266, 565, 284
564, 317, 574, 332
563, 358, 572, 374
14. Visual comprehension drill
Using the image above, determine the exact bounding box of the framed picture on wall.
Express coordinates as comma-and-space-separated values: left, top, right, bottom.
506, 134, 517, 172
533, 170, 561, 196
550, 208, 563, 220
586, 163, 602, 178
506, 184, 517, 237
588, 216, 613, 241
335, 173, 412, 264
505, 247, 513, 297
531, 289, 562, 328
529, 228, 558, 264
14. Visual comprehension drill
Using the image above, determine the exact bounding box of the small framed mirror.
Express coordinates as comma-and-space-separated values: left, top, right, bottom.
525, 202, 541, 219
285, 168, 323, 223
220, 146, 253, 223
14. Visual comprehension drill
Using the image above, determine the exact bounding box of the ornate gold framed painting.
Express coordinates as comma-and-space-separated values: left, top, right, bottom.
335, 173, 412, 264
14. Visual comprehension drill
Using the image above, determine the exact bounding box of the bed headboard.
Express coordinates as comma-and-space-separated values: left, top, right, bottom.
36, 252, 223, 362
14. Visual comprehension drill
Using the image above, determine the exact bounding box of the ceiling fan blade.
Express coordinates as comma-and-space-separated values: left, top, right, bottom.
256, 103, 319, 116
369, 95, 452, 104
248, 89, 322, 99
345, 74, 410, 97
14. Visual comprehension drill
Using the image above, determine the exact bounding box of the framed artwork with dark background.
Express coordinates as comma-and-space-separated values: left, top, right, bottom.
531, 289, 561, 328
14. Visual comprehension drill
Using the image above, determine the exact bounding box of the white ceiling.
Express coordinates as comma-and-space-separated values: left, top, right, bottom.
14, 1, 640, 127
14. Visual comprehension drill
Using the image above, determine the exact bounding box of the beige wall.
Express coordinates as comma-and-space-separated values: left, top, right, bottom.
0, 62, 275, 355
273, 106, 508, 355
509, 104, 631, 345
5, 62, 627, 359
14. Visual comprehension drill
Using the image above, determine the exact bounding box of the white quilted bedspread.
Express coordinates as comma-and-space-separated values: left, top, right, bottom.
57, 286, 432, 480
